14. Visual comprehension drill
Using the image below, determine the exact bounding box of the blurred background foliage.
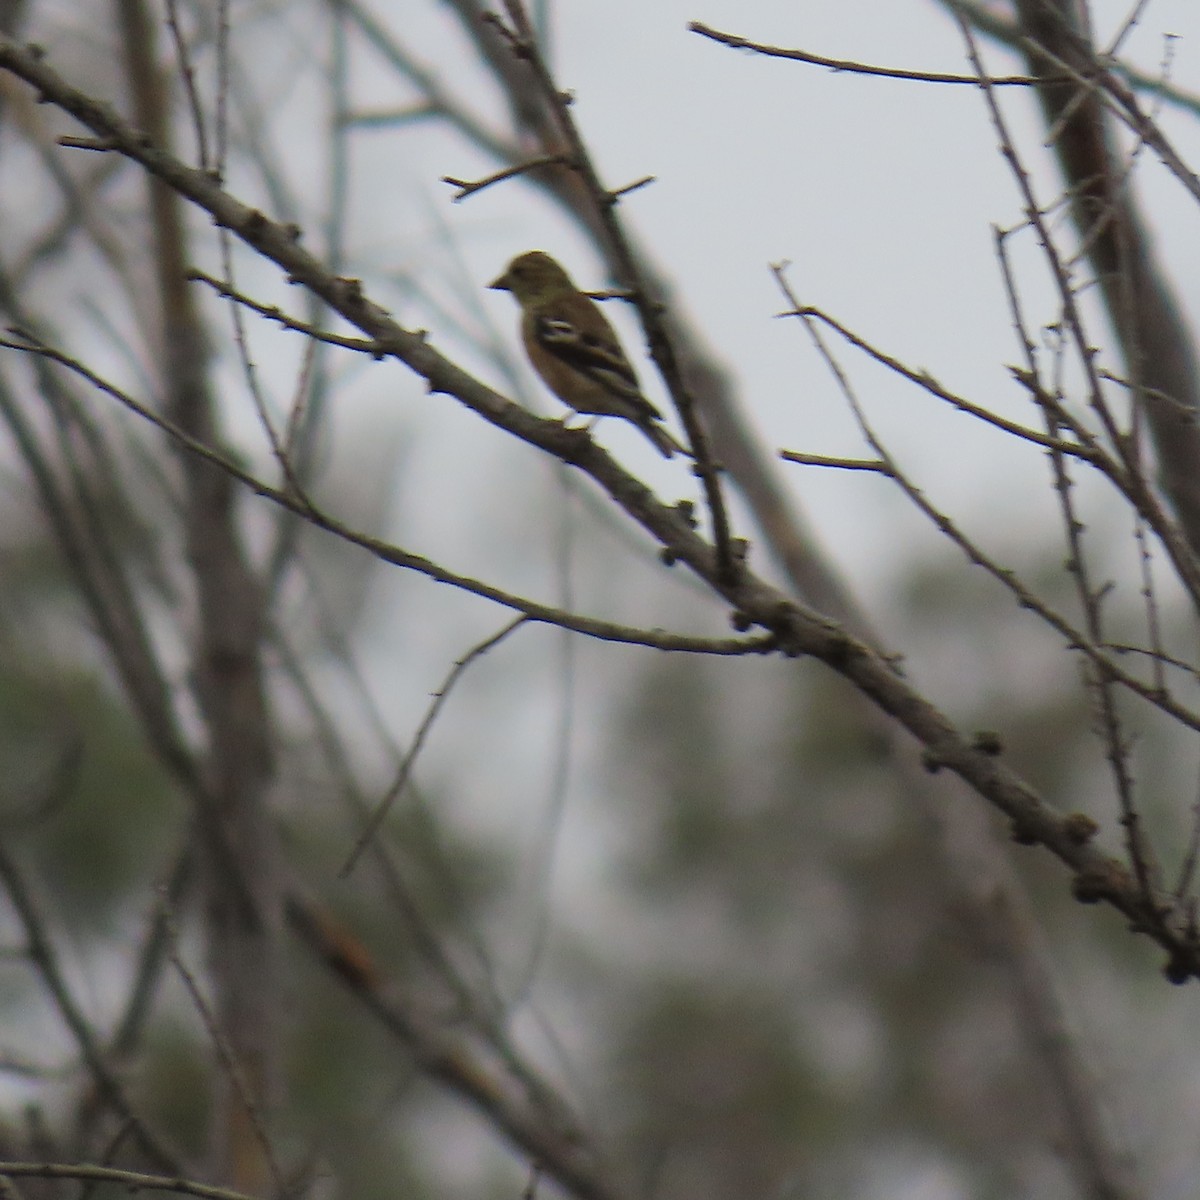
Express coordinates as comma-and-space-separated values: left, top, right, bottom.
1, 4, 1199, 1200
0, 494, 1177, 1199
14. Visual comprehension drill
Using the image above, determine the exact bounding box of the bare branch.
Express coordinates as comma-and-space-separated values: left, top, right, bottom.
0, 843, 183, 1172
442, 152, 569, 200
0, 1162, 252, 1200
341, 617, 530, 875
690, 21, 1042, 85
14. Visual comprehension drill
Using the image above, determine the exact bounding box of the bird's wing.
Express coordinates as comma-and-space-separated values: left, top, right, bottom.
533, 314, 646, 404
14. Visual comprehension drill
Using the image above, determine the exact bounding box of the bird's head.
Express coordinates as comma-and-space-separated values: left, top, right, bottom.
489, 251, 575, 304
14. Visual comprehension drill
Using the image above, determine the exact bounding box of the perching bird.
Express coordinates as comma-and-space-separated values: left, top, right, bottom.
489, 250, 684, 458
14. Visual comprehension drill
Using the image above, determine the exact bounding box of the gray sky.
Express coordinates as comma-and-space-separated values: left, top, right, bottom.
415, 0, 1200, 598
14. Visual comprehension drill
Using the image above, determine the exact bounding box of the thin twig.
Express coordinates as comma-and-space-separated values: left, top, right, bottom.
689, 21, 1043, 85
164, 917, 286, 1191
780, 451, 891, 474
0, 843, 183, 1172
443, 152, 568, 200
0, 1162, 254, 1200
340, 617, 529, 876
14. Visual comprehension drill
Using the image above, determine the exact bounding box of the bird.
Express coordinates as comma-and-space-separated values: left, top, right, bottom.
489, 250, 684, 458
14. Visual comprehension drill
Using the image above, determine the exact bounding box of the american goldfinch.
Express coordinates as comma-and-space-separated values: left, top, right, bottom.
489, 251, 684, 458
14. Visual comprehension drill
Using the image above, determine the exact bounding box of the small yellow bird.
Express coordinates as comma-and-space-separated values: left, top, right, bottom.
489, 251, 684, 458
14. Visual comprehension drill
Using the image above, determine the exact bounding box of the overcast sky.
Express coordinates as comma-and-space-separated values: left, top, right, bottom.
322, 0, 1200, 606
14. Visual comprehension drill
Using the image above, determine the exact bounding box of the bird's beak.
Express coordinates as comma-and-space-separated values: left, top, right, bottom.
488, 270, 512, 292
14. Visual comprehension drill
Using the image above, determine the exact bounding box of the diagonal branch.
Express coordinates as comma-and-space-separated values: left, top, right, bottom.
1, 32, 1199, 985
0, 842, 183, 1172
